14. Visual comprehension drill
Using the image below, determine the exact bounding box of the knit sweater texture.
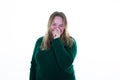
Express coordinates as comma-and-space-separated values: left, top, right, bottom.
29, 37, 77, 80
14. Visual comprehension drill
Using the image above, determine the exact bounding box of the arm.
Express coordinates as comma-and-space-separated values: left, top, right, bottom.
52, 38, 77, 71
29, 38, 41, 80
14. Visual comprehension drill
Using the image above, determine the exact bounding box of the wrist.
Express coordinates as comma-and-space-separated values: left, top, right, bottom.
54, 36, 60, 39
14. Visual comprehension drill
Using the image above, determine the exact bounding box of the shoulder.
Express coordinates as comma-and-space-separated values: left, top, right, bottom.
65, 36, 77, 48
69, 36, 76, 43
37, 36, 43, 42
35, 36, 44, 45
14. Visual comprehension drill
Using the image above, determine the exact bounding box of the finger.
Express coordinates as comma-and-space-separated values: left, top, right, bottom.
56, 28, 61, 33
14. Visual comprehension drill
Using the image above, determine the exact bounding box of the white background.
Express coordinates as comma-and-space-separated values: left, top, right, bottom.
0, 0, 120, 80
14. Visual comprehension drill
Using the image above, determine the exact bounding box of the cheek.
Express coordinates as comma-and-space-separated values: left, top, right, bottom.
50, 26, 55, 31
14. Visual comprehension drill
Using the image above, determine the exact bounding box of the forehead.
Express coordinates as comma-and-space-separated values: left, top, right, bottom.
53, 16, 63, 23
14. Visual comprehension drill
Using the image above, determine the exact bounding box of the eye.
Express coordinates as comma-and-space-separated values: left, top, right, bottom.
59, 24, 63, 27
52, 23, 56, 26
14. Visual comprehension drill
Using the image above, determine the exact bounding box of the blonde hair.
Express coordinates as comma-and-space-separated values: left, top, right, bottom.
40, 11, 73, 50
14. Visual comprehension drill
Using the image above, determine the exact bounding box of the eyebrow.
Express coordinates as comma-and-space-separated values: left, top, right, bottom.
59, 24, 63, 25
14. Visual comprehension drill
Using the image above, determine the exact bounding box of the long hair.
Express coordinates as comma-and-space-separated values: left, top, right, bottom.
40, 11, 73, 50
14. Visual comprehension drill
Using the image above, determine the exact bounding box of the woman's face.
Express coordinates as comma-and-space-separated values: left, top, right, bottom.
50, 16, 64, 35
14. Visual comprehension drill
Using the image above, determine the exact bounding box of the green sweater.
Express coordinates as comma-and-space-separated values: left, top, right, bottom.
29, 37, 77, 80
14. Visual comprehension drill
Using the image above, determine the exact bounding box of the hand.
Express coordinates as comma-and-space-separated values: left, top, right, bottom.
52, 28, 62, 39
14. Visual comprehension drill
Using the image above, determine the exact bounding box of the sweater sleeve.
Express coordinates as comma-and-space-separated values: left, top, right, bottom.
29, 37, 42, 80
52, 37, 77, 71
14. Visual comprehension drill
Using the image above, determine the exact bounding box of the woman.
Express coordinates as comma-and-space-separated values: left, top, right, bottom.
29, 11, 77, 80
